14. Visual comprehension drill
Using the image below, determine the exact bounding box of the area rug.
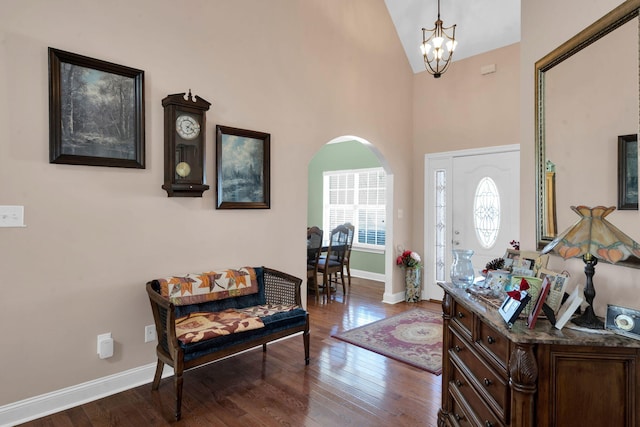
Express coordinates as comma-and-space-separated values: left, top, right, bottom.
333, 308, 443, 375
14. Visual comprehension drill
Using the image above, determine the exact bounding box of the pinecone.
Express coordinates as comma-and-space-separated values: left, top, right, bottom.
485, 257, 505, 271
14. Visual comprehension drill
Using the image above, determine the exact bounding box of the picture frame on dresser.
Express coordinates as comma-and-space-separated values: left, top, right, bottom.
554, 286, 583, 330
499, 293, 531, 326
503, 249, 548, 276
48, 48, 145, 168
537, 268, 570, 313
527, 276, 551, 329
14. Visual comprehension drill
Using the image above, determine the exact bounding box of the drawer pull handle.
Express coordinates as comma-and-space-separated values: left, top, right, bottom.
454, 413, 463, 421
485, 421, 494, 427
457, 312, 464, 319
487, 335, 496, 344
454, 345, 461, 353
483, 378, 492, 387
455, 379, 462, 387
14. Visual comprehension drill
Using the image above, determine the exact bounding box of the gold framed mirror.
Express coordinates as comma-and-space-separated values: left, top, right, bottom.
535, 0, 640, 268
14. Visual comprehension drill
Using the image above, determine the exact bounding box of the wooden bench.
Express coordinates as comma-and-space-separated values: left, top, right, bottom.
146, 266, 309, 420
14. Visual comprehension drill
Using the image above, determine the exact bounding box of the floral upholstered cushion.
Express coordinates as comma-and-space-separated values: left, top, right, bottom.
236, 304, 299, 317
175, 309, 265, 344
158, 267, 259, 306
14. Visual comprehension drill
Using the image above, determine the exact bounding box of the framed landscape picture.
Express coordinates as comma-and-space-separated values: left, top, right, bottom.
215, 125, 270, 209
48, 48, 145, 168
618, 134, 638, 210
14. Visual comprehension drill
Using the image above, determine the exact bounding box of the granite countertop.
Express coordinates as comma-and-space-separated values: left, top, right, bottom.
438, 281, 640, 348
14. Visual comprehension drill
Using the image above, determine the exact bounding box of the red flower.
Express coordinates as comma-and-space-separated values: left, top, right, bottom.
396, 250, 422, 268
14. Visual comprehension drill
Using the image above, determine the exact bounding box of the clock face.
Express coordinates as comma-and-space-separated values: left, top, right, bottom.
175, 161, 191, 178
176, 115, 200, 140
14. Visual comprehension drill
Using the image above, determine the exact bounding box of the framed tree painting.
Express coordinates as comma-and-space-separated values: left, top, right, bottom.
49, 48, 145, 168
215, 125, 270, 209
618, 134, 638, 210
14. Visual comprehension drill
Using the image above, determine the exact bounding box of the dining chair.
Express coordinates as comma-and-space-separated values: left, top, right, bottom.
306, 226, 323, 298
342, 222, 355, 287
317, 224, 349, 298
323, 222, 355, 289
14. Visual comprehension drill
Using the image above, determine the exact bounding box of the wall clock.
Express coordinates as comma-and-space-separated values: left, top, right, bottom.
161, 90, 211, 197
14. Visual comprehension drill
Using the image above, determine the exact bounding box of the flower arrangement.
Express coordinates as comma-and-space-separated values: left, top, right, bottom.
396, 250, 422, 269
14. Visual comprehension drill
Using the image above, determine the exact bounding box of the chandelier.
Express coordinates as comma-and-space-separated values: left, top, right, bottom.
420, 0, 458, 78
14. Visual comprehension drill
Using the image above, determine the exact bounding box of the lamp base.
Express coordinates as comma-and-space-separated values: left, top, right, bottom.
571, 305, 604, 329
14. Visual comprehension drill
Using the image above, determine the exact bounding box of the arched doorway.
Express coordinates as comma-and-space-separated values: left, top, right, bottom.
308, 135, 396, 302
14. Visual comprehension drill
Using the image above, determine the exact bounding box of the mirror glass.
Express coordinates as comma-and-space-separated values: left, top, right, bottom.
535, 2, 640, 266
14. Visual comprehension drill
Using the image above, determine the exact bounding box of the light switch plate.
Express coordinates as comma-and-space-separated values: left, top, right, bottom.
145, 325, 156, 343
0, 206, 25, 227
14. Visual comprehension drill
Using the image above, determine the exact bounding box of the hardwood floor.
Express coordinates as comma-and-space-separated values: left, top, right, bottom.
20, 277, 443, 426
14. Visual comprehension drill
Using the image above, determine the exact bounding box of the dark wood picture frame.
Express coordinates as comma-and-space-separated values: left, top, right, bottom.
499, 293, 532, 326
215, 125, 270, 209
49, 48, 145, 168
617, 134, 638, 210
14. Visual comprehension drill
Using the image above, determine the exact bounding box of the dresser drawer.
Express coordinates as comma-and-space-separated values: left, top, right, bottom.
449, 392, 474, 427
450, 345, 508, 420
449, 327, 472, 361
476, 320, 509, 371
450, 365, 505, 427
451, 300, 473, 337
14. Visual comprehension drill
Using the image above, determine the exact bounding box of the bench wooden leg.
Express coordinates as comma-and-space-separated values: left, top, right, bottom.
263, 343, 267, 352
302, 329, 309, 365
151, 359, 164, 391
174, 368, 183, 421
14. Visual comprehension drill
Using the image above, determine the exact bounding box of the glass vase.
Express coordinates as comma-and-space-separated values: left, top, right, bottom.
450, 249, 475, 288
405, 267, 422, 302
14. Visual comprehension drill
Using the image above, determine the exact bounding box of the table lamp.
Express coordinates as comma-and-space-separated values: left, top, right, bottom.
541, 205, 640, 329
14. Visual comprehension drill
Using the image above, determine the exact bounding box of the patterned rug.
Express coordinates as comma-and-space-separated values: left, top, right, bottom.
333, 308, 443, 375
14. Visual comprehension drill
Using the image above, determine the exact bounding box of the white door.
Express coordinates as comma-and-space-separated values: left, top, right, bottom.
452, 151, 520, 273
424, 146, 519, 300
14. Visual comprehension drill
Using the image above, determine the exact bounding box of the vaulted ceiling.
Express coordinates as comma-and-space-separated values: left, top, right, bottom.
384, 0, 521, 74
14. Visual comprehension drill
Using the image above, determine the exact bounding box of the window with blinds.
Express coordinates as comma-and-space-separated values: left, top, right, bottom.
323, 168, 386, 250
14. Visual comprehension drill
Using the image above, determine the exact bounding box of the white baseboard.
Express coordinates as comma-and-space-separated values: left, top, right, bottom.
0, 363, 172, 427
0, 334, 302, 427
382, 290, 406, 304
351, 269, 406, 304
350, 268, 385, 282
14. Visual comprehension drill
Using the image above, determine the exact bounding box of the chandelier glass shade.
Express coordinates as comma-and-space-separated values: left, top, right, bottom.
420, 0, 457, 78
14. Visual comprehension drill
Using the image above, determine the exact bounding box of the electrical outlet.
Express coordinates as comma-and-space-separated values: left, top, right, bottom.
145, 325, 156, 343
97, 333, 114, 359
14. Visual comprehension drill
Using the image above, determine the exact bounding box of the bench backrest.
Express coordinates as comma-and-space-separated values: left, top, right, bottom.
149, 266, 267, 317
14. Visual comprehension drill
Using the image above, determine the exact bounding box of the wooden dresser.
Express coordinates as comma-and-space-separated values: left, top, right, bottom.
438, 282, 640, 427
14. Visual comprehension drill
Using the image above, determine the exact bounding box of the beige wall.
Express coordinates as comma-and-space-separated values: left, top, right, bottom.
412, 0, 640, 322
546, 19, 637, 230
521, 0, 640, 315
0, 0, 414, 404
412, 43, 521, 267
4, 0, 640, 411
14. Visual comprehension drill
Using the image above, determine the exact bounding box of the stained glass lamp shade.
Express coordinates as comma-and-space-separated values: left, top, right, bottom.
541, 205, 640, 329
